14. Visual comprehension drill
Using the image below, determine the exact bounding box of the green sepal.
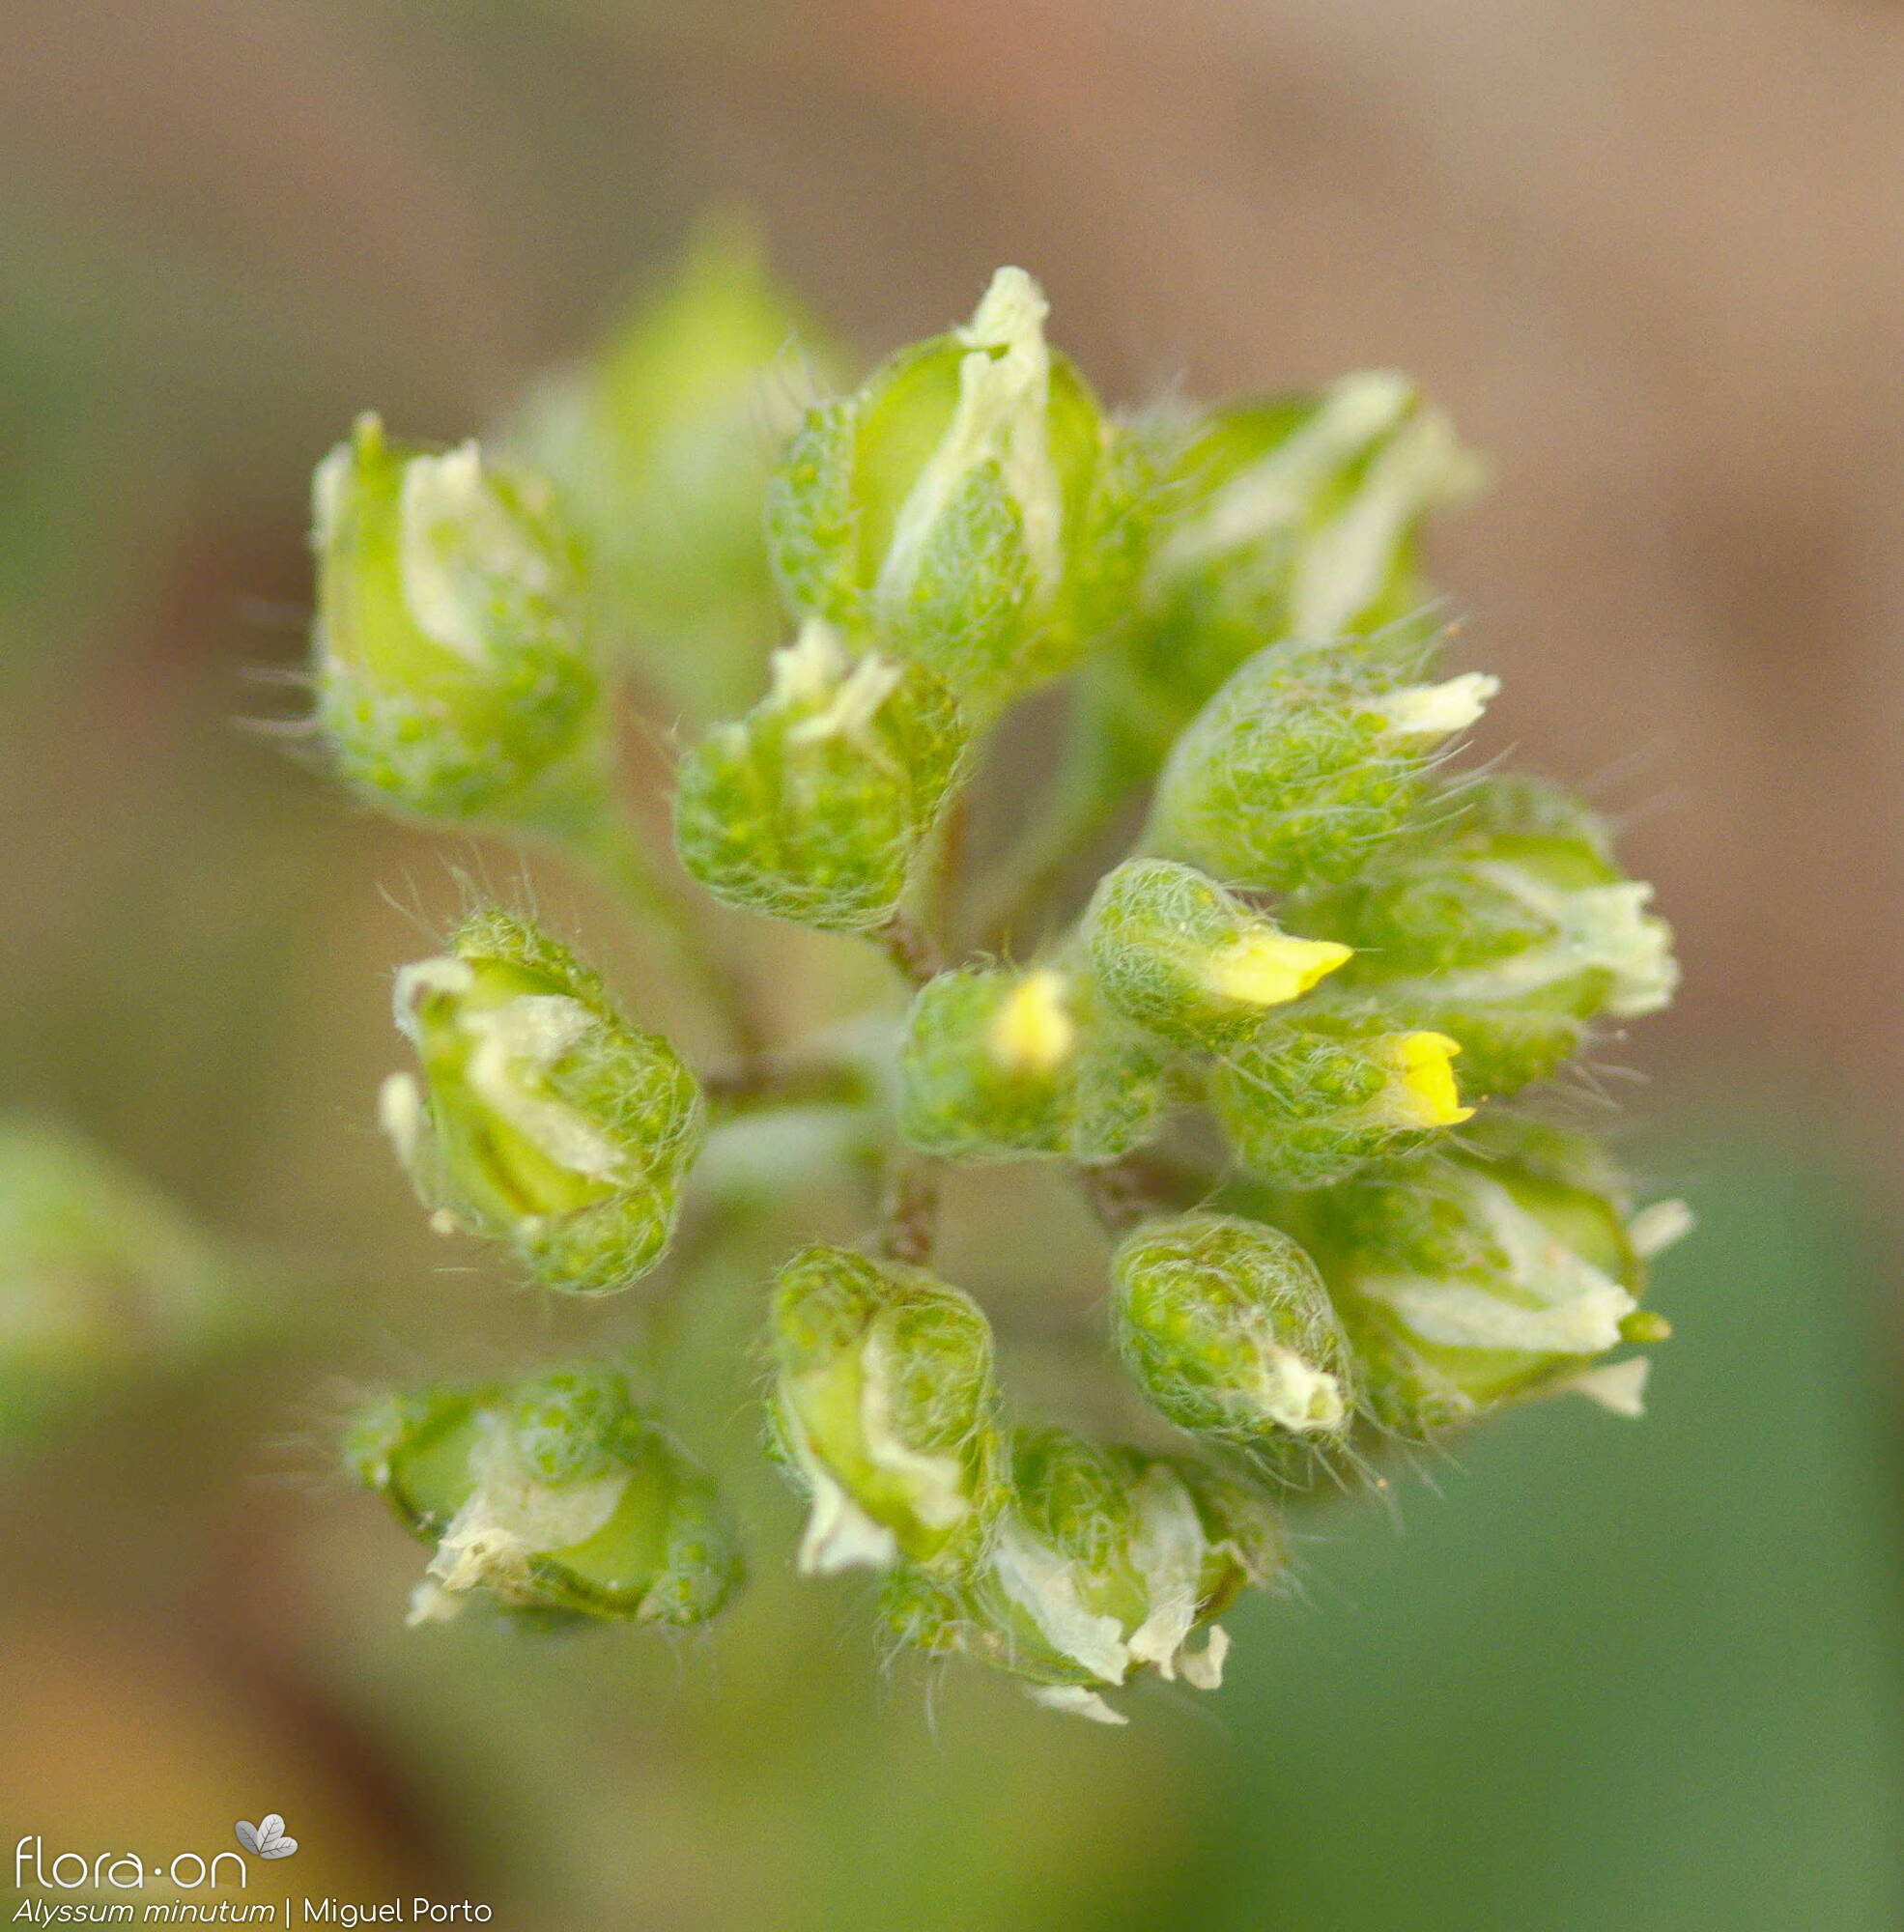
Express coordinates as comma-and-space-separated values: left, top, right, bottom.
1075, 375, 1484, 781
766, 268, 1135, 716
1208, 1006, 1473, 1188
1084, 857, 1352, 1050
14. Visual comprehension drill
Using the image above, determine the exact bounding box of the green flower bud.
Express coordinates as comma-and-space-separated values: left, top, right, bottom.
1081, 373, 1485, 775
882, 1429, 1285, 1722
769, 1244, 1005, 1575
347, 1362, 743, 1627
1288, 776, 1679, 1094
1304, 1117, 1685, 1436
1110, 1212, 1356, 1449
768, 267, 1129, 715
507, 216, 842, 721
1146, 631, 1498, 894
1084, 858, 1351, 1049
0, 1120, 241, 1460
311, 414, 599, 821
672, 618, 967, 933
379, 910, 703, 1294
1209, 1009, 1473, 1188
896, 964, 1169, 1163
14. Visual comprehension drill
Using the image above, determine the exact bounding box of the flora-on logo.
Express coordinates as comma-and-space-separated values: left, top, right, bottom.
234, 1815, 298, 1861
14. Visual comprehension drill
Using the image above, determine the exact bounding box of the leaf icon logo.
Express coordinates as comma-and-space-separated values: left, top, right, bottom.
235, 1815, 298, 1860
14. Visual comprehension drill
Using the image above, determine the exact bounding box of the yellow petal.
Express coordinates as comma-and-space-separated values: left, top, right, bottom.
1204, 929, 1352, 1009
987, 968, 1076, 1074
1375, 1031, 1473, 1127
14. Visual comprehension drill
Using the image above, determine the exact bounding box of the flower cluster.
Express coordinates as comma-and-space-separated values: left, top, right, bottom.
313, 239, 1685, 1721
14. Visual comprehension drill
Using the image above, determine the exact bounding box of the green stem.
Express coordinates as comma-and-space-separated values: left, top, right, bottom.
702, 1055, 870, 1117
510, 751, 766, 1060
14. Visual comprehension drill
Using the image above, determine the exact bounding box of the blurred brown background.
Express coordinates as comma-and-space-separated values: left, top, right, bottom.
8, 0, 1904, 1165
1, 4, 1900, 1929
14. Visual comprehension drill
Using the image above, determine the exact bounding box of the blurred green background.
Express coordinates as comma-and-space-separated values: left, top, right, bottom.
1, 3, 1900, 1927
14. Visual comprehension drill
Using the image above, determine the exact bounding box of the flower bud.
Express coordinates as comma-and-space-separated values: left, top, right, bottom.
506, 216, 841, 721
1287, 776, 1678, 1094
347, 1362, 743, 1627
896, 965, 1169, 1163
1111, 1212, 1356, 1449
0, 1120, 240, 1460
768, 267, 1129, 715
769, 1244, 1004, 1575
1083, 373, 1485, 772
1303, 1117, 1683, 1435
379, 910, 703, 1294
672, 618, 967, 933
311, 414, 599, 821
882, 1429, 1285, 1721
1209, 1010, 1473, 1188
1084, 858, 1351, 1049
1147, 630, 1497, 894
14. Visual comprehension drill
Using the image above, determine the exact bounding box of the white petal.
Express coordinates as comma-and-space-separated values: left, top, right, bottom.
1179, 1625, 1232, 1691
1030, 1685, 1128, 1726
1124, 1467, 1208, 1677
992, 1521, 1131, 1684
405, 1579, 467, 1626
1564, 1357, 1651, 1418
1373, 672, 1499, 740
1629, 1200, 1695, 1259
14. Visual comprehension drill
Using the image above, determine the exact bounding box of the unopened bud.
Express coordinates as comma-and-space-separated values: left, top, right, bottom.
380, 910, 702, 1294
768, 268, 1130, 714
1085, 858, 1350, 1049
1147, 635, 1496, 894
673, 618, 967, 933
311, 415, 598, 821
1111, 1212, 1357, 1448
506, 216, 841, 721
0, 1120, 239, 1460
897, 965, 1169, 1163
1210, 1011, 1472, 1188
